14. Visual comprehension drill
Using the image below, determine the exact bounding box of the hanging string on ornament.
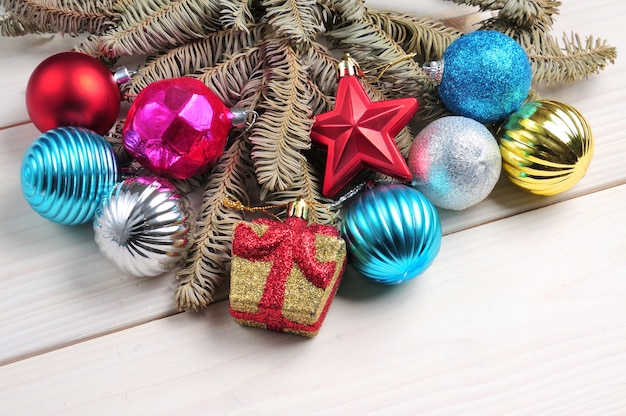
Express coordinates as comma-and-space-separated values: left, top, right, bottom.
310, 53, 419, 197
497, 100, 594, 196
20, 127, 119, 225
408, 116, 502, 210
423, 30, 532, 124
93, 176, 195, 277
26, 52, 124, 135
122, 77, 257, 180
340, 183, 442, 284
226, 197, 347, 337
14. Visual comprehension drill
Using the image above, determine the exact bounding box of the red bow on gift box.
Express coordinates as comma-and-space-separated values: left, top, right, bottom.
230, 216, 346, 334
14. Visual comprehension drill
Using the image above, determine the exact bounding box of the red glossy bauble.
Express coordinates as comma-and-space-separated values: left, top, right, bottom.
26, 52, 121, 135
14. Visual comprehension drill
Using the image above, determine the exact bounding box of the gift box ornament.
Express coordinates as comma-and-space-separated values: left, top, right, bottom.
229, 198, 347, 337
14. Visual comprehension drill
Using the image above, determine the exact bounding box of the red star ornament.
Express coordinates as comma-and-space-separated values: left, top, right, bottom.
311, 74, 419, 197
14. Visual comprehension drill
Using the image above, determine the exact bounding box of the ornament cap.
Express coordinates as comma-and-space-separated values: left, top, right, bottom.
113, 67, 135, 84
338, 53, 364, 79
230, 107, 258, 130
287, 196, 309, 220
422, 60, 444, 84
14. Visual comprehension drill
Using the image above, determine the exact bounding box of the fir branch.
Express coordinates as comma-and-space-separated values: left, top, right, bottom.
235, 62, 265, 110
175, 135, 254, 311
483, 18, 617, 85
0, 0, 114, 35
249, 37, 313, 192
529, 32, 617, 85
97, 0, 222, 57
320, 0, 368, 23
368, 10, 461, 62
446, 0, 560, 28
220, 0, 257, 32
308, 79, 335, 116
74, 35, 101, 57
0, 12, 44, 36
126, 25, 264, 96
262, 0, 323, 46
193, 46, 261, 108
498, 0, 560, 28
302, 42, 338, 105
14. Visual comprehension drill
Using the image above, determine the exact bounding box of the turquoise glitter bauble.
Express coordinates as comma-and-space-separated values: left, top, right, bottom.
341, 184, 442, 284
438, 30, 532, 124
20, 127, 119, 225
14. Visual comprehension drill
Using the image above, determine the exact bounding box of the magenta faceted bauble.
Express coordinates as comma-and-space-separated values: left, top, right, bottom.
26, 52, 121, 135
122, 77, 238, 180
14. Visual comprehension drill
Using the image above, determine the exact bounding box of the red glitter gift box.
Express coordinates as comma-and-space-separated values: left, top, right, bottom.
229, 202, 346, 337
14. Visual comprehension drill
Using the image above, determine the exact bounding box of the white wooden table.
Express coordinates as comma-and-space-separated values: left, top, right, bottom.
1, 1, 624, 414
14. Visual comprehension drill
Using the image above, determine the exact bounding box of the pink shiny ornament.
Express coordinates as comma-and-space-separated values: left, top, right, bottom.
122, 77, 236, 179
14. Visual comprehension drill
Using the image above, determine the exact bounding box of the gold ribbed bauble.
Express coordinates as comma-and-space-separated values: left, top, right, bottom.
497, 100, 594, 196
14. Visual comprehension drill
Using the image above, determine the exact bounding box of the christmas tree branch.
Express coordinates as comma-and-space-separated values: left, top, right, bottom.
194, 46, 262, 108
249, 38, 313, 192
529, 32, 618, 85
97, 0, 222, 57
368, 10, 461, 62
0, 12, 44, 36
482, 17, 617, 85
175, 135, 254, 311
126, 26, 263, 97
220, 0, 258, 32
263, 0, 322, 47
0, 0, 114, 35
446, 0, 560, 28
320, 0, 368, 22
302, 43, 339, 106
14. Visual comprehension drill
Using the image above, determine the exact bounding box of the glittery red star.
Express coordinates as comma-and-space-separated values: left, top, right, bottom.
311, 75, 419, 197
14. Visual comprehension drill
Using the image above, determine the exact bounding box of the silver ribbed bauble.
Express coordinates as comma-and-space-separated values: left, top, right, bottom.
93, 176, 195, 277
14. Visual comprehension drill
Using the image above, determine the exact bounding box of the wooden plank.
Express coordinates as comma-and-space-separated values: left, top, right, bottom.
1, 184, 624, 415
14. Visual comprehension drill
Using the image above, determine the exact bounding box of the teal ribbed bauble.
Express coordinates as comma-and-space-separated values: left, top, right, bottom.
20, 127, 119, 225
341, 184, 442, 284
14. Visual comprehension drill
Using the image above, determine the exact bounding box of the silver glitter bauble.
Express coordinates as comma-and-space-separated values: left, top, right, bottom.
408, 116, 502, 210
93, 176, 195, 277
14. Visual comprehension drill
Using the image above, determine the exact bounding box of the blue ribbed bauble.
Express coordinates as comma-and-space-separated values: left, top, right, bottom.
341, 184, 441, 284
20, 127, 119, 225
439, 30, 532, 124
